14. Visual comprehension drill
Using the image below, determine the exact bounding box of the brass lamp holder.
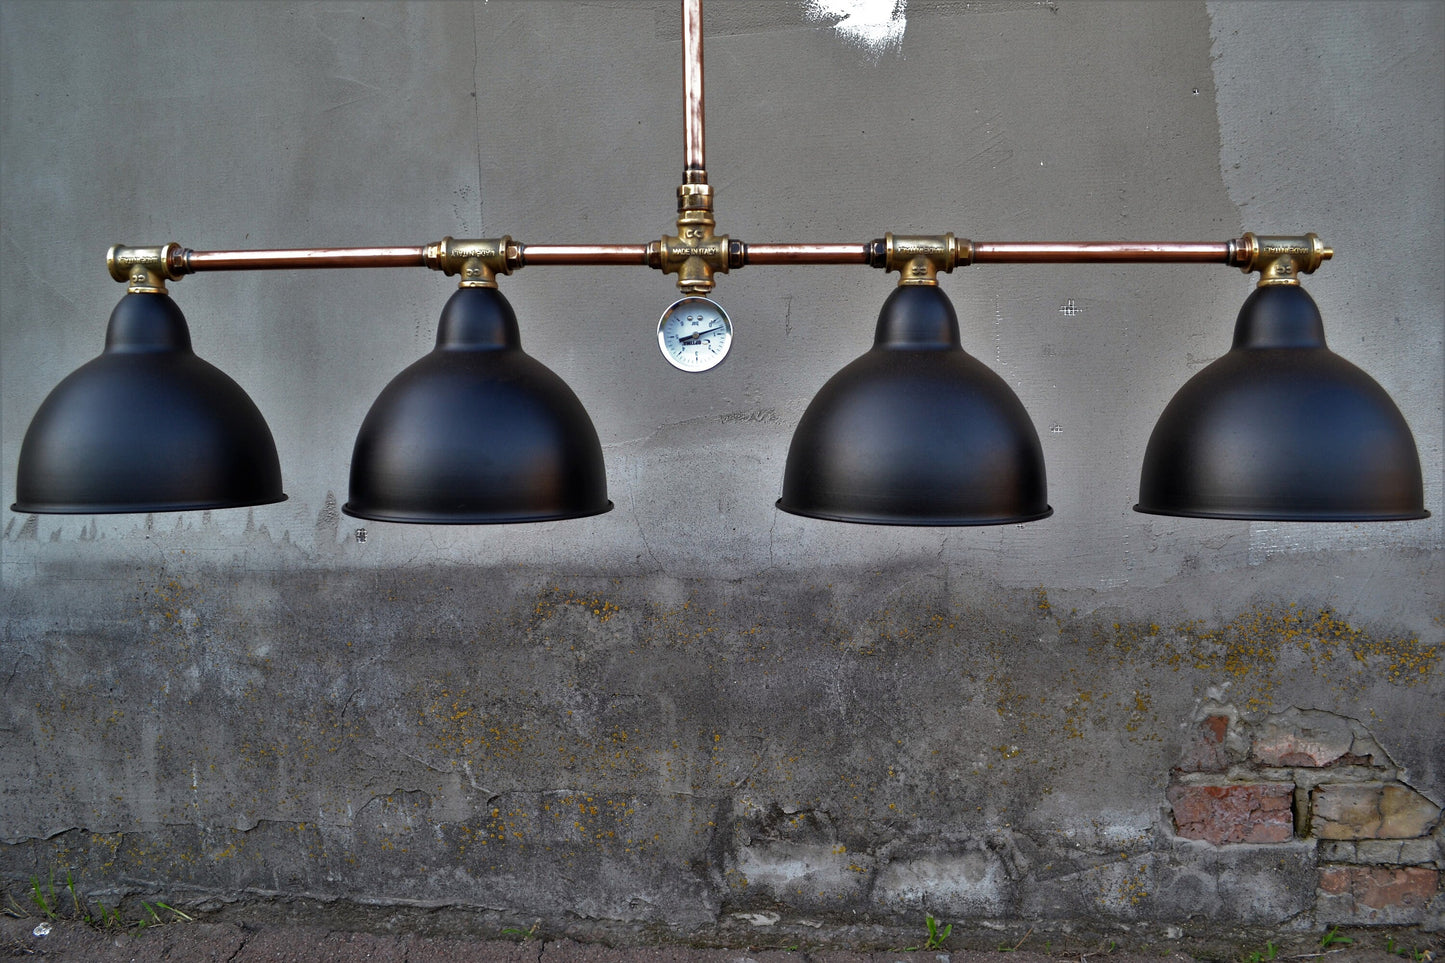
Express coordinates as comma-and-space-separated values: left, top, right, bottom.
874, 234, 966, 286
107, 243, 186, 294
423, 237, 515, 288
1232, 233, 1334, 286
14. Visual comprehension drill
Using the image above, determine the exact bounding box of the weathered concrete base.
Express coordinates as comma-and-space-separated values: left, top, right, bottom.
3, 560, 1440, 937
2, 911, 1441, 962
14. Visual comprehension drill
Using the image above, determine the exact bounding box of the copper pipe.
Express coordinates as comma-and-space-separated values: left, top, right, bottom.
682, 0, 706, 179
518, 244, 650, 266
744, 243, 871, 265
167, 238, 1252, 275
969, 241, 1234, 264
183, 246, 426, 272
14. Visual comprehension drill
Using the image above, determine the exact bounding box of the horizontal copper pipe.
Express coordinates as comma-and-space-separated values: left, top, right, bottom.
969, 241, 1234, 263
518, 244, 650, 266
743, 243, 872, 265
183, 246, 426, 272
743, 240, 1237, 266
167, 238, 1251, 276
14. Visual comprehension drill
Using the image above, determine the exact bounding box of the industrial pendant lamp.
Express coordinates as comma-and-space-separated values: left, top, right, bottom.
343, 262, 611, 524
10, 4, 1430, 528
777, 273, 1051, 526
12, 267, 285, 514
1136, 280, 1427, 521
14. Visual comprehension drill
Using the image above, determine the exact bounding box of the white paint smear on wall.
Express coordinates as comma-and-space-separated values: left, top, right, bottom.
803, 0, 907, 61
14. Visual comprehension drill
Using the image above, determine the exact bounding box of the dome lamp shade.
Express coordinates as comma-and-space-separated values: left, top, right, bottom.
12, 292, 285, 514
777, 284, 1051, 525
1136, 284, 1427, 521
343, 286, 612, 524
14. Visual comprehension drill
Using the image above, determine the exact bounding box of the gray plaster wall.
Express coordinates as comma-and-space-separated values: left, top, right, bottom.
1, 0, 1441, 939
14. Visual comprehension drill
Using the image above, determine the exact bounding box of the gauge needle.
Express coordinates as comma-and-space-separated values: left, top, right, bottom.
680, 326, 725, 345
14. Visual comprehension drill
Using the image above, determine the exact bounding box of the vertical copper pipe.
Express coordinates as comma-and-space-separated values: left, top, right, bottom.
682, 0, 706, 180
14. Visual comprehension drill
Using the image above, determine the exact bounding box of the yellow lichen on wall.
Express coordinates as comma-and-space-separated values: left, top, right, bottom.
1087, 604, 1439, 711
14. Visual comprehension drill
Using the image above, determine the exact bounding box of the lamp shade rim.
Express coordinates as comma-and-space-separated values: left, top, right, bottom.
11, 493, 289, 515
776, 499, 1053, 527
1134, 503, 1429, 522
341, 500, 613, 525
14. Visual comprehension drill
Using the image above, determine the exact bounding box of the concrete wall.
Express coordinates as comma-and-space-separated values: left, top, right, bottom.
2, 0, 1441, 940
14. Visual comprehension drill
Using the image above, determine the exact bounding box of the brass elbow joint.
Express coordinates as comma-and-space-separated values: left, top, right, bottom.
423, 236, 516, 288
1233, 232, 1332, 286
107, 243, 188, 294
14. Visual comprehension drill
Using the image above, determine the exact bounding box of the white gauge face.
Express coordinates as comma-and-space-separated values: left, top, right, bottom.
657, 296, 732, 372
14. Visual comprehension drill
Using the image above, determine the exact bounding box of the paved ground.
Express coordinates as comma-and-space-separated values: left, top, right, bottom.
1, 918, 1438, 963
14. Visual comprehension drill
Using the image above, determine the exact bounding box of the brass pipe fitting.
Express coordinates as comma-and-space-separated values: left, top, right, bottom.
677, 182, 712, 213
873, 233, 970, 285
107, 243, 187, 294
422, 236, 516, 288
650, 185, 730, 295
1233, 232, 1333, 286
649, 230, 731, 295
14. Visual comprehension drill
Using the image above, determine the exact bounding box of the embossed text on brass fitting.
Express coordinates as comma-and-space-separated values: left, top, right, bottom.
880, 233, 964, 286
422, 237, 514, 288
107, 243, 186, 294
652, 186, 729, 295
1234, 232, 1333, 287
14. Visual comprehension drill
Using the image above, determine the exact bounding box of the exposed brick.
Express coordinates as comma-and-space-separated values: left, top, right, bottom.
1251, 709, 1353, 767
1167, 783, 1294, 845
1355, 838, 1441, 865
1176, 715, 1229, 773
1318, 866, 1439, 910
1379, 785, 1441, 838
1315, 839, 1439, 865
1312, 783, 1441, 840
1318, 866, 1351, 896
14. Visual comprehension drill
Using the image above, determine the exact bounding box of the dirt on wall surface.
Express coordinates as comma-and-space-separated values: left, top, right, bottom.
2, 558, 1440, 938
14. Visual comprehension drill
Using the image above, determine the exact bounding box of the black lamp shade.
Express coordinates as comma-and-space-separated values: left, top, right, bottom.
344, 286, 611, 524
778, 285, 1051, 525
12, 292, 285, 514
1136, 284, 1427, 521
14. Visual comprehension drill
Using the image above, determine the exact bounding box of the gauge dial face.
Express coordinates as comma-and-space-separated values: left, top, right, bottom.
657, 297, 732, 372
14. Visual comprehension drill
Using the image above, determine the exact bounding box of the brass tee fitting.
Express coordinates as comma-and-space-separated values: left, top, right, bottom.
872, 233, 971, 285
1233, 232, 1333, 286
107, 243, 187, 294
423, 236, 516, 288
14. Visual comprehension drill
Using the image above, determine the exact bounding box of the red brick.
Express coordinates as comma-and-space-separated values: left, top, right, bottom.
1318, 867, 1350, 895
1318, 866, 1439, 909
1167, 783, 1295, 844
1176, 716, 1229, 773
1251, 711, 1352, 767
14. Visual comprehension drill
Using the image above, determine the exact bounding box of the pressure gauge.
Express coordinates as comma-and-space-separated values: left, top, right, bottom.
657, 296, 732, 372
